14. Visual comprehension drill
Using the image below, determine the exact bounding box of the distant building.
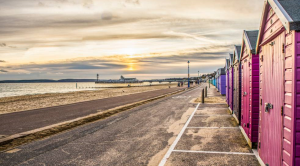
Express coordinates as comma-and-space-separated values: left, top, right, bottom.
120, 75, 137, 82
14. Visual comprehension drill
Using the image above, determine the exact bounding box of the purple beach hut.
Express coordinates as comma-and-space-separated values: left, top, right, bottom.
217, 68, 226, 95
256, 0, 300, 165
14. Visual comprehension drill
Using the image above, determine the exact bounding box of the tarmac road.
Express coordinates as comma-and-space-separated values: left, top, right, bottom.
0, 86, 187, 136
0, 85, 204, 165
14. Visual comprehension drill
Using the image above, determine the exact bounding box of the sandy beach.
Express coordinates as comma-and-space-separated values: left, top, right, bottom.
0, 84, 177, 115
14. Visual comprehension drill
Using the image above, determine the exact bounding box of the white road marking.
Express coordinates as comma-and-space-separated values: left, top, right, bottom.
193, 115, 232, 117
172, 150, 255, 155
5, 149, 21, 154
158, 103, 200, 166
186, 127, 239, 129
172, 96, 191, 99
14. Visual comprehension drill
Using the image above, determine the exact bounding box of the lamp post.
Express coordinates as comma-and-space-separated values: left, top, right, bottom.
188, 61, 190, 88
198, 71, 199, 84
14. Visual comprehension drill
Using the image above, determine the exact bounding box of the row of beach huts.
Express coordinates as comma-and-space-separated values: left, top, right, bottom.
209, 0, 300, 166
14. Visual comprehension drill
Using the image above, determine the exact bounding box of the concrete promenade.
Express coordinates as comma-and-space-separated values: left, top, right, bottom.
162, 84, 259, 165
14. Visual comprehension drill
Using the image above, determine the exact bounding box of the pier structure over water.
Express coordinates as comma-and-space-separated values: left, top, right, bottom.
95, 75, 202, 84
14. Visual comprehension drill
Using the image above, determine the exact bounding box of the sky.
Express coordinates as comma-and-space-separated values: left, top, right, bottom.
0, 0, 264, 80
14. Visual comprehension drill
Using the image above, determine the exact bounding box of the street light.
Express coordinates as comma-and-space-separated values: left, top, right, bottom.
198, 71, 199, 85
188, 61, 190, 88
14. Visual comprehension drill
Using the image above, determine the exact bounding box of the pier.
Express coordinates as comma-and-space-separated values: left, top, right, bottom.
95, 75, 202, 84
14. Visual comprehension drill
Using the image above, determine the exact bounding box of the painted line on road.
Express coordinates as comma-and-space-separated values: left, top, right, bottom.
159, 103, 200, 166
172, 150, 255, 155
193, 115, 232, 117
186, 127, 239, 129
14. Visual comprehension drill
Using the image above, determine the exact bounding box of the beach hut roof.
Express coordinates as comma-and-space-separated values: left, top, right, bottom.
215, 70, 219, 78
256, 0, 300, 53
218, 68, 226, 75
240, 30, 259, 62
278, 0, 300, 28
233, 45, 241, 65
225, 59, 230, 71
229, 53, 234, 67
245, 30, 259, 52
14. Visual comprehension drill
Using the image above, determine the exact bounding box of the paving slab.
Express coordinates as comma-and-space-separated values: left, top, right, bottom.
198, 103, 228, 109
165, 152, 259, 166
195, 109, 230, 115
175, 128, 252, 153
188, 116, 238, 127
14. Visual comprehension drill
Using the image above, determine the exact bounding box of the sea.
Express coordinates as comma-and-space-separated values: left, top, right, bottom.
0, 82, 169, 98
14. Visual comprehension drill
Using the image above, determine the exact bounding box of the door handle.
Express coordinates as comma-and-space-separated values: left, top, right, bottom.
243, 92, 247, 96
265, 103, 273, 112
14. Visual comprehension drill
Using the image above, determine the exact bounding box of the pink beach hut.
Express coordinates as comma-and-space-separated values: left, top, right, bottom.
256, 0, 300, 165
233, 45, 242, 124
240, 30, 259, 148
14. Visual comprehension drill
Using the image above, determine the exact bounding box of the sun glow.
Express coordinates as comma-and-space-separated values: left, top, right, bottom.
120, 48, 136, 57
127, 63, 136, 71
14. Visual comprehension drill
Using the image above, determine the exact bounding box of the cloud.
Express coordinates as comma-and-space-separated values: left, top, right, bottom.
125, 0, 140, 5
83, 33, 179, 41
101, 12, 113, 20
82, 0, 93, 8
38, 2, 46, 7
0, 0, 264, 80
0, 69, 8, 73
9, 59, 128, 72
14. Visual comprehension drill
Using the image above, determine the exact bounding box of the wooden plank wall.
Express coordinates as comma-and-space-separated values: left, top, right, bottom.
293, 31, 300, 166
250, 54, 260, 142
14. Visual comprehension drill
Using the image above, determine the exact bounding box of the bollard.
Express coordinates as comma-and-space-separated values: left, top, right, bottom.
209, 81, 210, 88
201, 89, 205, 104
205, 86, 208, 97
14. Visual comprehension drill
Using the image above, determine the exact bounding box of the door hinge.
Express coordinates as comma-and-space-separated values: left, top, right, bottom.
260, 55, 263, 62
259, 142, 261, 148
282, 44, 285, 53
260, 99, 262, 105
281, 106, 284, 116
247, 123, 250, 128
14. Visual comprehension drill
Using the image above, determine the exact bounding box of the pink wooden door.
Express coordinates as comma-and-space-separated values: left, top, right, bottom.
242, 58, 250, 135
259, 33, 285, 165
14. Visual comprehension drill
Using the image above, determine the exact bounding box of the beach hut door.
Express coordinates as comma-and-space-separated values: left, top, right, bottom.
260, 35, 285, 165
242, 59, 250, 136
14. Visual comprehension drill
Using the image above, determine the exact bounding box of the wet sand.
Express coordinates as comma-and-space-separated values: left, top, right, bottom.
0, 84, 177, 115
